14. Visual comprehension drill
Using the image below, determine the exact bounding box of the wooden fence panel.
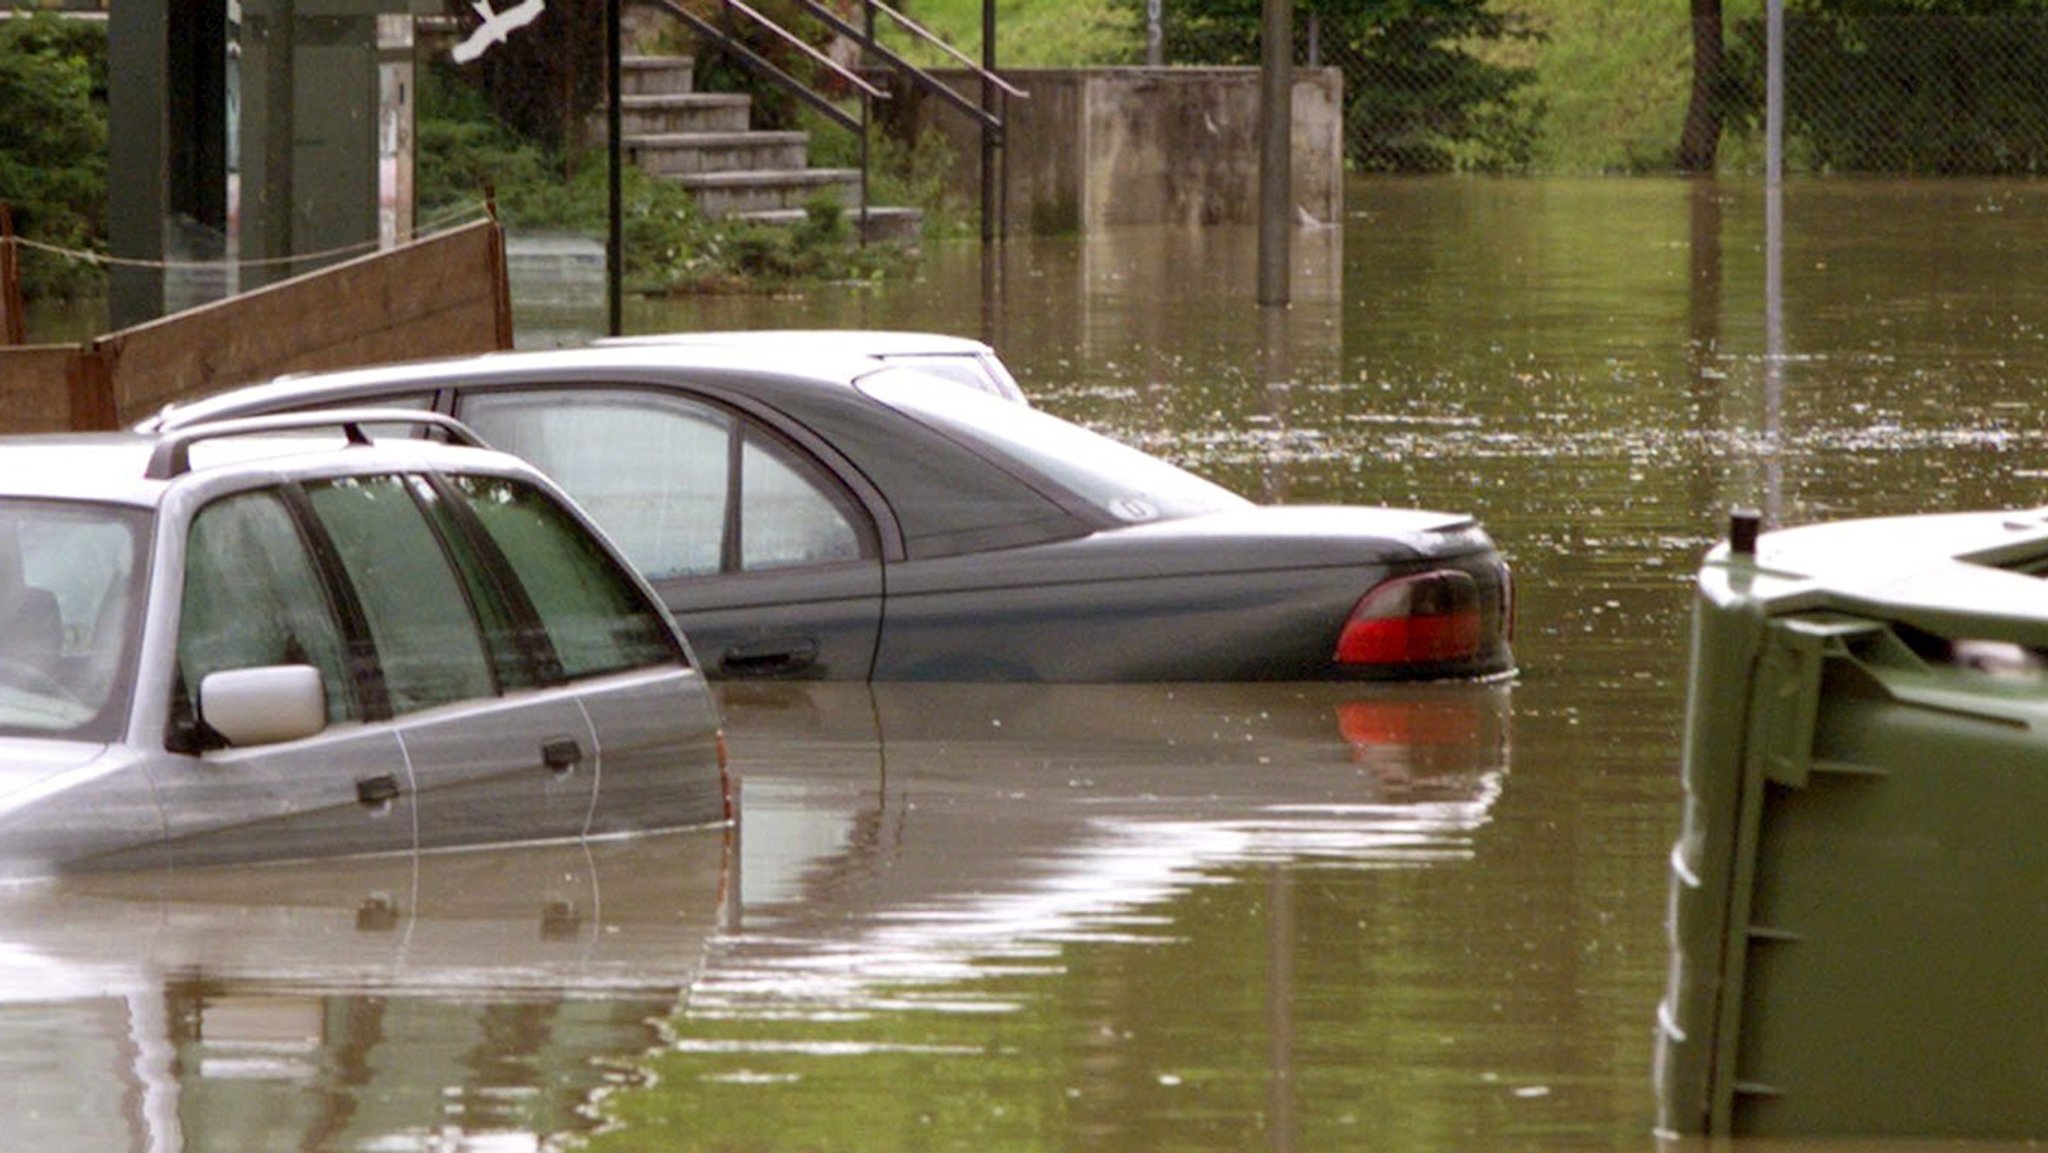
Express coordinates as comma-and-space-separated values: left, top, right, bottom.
97, 219, 512, 423
0, 347, 90, 434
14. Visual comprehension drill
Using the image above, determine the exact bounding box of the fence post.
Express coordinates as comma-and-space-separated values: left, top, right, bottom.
67, 350, 118, 431
0, 205, 25, 347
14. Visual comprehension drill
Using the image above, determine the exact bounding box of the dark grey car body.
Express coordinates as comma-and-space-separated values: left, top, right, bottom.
147, 346, 1515, 683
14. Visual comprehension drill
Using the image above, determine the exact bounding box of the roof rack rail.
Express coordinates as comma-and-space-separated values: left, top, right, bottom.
145, 409, 487, 480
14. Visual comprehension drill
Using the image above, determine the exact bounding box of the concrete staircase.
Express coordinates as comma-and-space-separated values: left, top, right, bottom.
622, 55, 921, 242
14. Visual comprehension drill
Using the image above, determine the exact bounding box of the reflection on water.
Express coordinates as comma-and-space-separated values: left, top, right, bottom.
0, 834, 728, 1150
702, 683, 1510, 1021
615, 680, 1526, 1151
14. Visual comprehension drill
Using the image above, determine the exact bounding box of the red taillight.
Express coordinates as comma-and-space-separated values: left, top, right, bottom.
1335, 570, 1484, 666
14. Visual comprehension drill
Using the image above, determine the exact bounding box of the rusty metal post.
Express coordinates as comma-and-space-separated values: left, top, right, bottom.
0, 205, 24, 346
980, 0, 1000, 245
607, 0, 624, 336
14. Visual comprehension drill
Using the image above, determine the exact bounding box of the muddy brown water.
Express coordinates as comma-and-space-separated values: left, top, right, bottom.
12, 176, 2048, 1149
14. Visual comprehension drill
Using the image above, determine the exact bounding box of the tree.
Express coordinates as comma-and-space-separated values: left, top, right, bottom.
0, 13, 107, 298
1677, 0, 1723, 173
1145, 0, 1540, 172
1718, 0, 2048, 174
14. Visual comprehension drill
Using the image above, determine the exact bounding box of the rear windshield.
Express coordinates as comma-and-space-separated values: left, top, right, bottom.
857, 370, 1249, 525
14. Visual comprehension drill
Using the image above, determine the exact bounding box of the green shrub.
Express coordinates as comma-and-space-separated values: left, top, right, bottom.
0, 11, 108, 299
1135, 0, 1541, 173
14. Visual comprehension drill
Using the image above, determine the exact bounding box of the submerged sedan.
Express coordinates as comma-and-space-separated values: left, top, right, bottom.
145, 345, 1515, 682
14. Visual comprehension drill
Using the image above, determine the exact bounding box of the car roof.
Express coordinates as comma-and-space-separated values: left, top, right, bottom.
142, 346, 1120, 557
145, 344, 891, 431
596, 329, 997, 358
0, 435, 169, 506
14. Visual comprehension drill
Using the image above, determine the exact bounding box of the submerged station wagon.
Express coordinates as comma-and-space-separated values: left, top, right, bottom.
0, 412, 726, 879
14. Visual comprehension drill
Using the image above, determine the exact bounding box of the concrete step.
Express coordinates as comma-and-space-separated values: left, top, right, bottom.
736, 204, 926, 245
622, 54, 695, 96
626, 130, 809, 177
621, 93, 752, 136
671, 168, 862, 216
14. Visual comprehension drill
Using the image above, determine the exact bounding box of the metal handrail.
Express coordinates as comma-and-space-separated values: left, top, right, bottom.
726, 0, 889, 101
641, 0, 1023, 237
789, 0, 1017, 134
646, 0, 870, 134
864, 0, 1026, 99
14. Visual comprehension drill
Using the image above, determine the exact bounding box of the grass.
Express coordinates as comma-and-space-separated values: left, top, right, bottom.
879, 0, 1140, 66
1510, 0, 1765, 173
880, 0, 1755, 174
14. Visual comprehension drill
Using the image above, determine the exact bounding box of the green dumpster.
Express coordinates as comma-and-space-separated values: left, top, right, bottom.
1656, 508, 2048, 1139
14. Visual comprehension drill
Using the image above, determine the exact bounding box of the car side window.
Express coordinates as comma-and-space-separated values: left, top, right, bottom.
739, 425, 862, 571
446, 474, 684, 679
303, 476, 497, 714
458, 389, 731, 581
177, 490, 354, 727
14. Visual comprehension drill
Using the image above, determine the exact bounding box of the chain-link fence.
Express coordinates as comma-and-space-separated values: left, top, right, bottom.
1748, 13, 2048, 175
424, 2, 2048, 179
1160, 8, 2048, 176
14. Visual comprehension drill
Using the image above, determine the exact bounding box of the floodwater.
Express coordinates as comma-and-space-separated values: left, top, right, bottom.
13, 175, 2048, 1149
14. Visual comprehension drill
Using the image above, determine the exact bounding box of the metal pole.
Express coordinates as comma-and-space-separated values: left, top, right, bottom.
1766, 0, 1783, 189
1256, 0, 1292, 307
1146, 0, 1162, 66
607, 0, 625, 336
1763, 0, 1783, 522
109, 0, 169, 324
980, 0, 998, 245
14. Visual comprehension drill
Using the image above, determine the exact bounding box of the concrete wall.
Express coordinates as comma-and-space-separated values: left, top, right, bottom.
891, 67, 1344, 234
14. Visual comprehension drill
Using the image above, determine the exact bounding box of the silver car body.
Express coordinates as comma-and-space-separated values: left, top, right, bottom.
0, 420, 726, 880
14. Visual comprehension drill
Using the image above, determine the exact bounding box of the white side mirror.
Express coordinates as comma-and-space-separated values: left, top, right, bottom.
199, 665, 327, 747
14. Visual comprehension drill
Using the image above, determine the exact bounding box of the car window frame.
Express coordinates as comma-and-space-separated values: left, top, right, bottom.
165, 461, 682, 753
297, 474, 513, 716
449, 380, 886, 580
0, 498, 154, 744
168, 484, 373, 752
434, 469, 693, 679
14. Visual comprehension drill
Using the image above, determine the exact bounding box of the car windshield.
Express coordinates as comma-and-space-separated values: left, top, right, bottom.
857, 370, 1250, 524
0, 500, 149, 739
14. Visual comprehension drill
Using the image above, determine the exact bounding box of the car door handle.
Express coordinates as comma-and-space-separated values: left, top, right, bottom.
721, 638, 819, 677
542, 737, 583, 774
357, 773, 402, 807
